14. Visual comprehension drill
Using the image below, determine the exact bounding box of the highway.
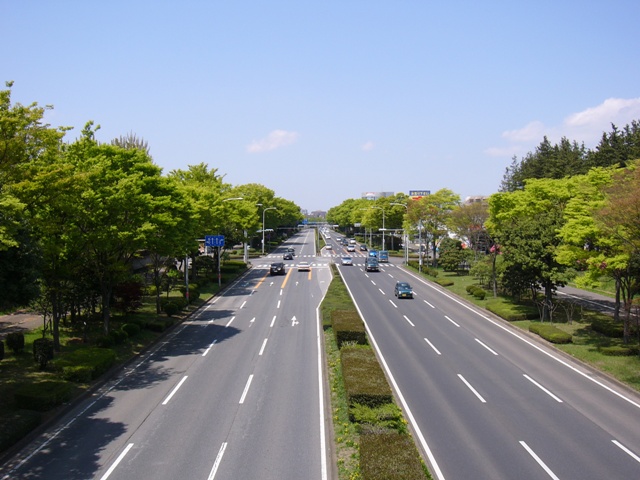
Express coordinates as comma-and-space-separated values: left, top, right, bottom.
0, 229, 332, 480
326, 232, 640, 480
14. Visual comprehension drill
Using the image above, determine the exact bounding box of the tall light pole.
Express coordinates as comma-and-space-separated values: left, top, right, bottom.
391, 202, 409, 264
261, 206, 277, 255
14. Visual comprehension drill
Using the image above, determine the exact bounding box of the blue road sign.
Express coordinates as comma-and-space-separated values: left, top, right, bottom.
205, 235, 225, 247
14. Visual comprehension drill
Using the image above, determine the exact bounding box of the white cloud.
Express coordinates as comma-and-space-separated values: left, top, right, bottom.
246, 130, 299, 153
486, 97, 640, 158
361, 141, 375, 151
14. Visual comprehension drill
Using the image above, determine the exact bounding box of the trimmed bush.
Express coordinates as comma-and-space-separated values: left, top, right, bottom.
434, 277, 454, 287
332, 310, 367, 348
600, 345, 638, 356
591, 317, 624, 338
529, 323, 572, 344
0, 410, 42, 452
163, 301, 180, 317
55, 347, 116, 380
6, 332, 25, 354
32, 338, 55, 370
486, 300, 538, 321
359, 432, 427, 480
341, 346, 393, 409
14, 381, 74, 411
144, 318, 175, 332
472, 288, 487, 300
350, 403, 407, 434
62, 365, 93, 383
121, 323, 141, 338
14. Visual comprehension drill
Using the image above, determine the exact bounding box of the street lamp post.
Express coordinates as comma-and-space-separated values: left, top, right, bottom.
390, 202, 409, 264
261, 206, 277, 255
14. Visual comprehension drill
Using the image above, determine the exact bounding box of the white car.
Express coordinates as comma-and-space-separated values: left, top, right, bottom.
325, 244, 332, 250
347, 245, 355, 252
298, 261, 311, 272
341, 256, 353, 266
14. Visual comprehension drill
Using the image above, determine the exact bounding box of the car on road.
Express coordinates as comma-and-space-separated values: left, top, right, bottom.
369, 250, 378, 257
394, 281, 413, 298
297, 261, 311, 271
325, 244, 332, 250
341, 256, 353, 266
270, 262, 285, 275
287, 247, 295, 255
360, 245, 367, 251
365, 258, 379, 272
283, 252, 293, 260
347, 245, 355, 252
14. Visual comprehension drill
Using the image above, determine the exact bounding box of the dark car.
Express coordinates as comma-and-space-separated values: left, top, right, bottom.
394, 281, 413, 298
365, 258, 379, 272
270, 262, 285, 275
283, 252, 293, 260
287, 247, 295, 255
360, 245, 367, 251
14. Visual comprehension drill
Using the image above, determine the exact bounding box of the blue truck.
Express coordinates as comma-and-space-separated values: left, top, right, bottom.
378, 250, 389, 262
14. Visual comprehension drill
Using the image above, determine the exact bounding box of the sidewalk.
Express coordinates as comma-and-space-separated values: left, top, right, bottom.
0, 312, 43, 340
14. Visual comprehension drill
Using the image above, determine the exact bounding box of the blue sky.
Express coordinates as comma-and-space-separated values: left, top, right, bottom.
4, 1, 640, 212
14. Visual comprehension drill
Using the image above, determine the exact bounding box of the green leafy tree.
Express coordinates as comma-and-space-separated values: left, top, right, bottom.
407, 189, 460, 267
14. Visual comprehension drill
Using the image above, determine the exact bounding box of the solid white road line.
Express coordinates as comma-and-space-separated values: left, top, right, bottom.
424, 337, 441, 355
458, 374, 486, 403
207, 442, 227, 480
99, 443, 134, 480
444, 315, 460, 327
523, 374, 563, 403
475, 338, 499, 356
162, 376, 188, 405
239, 375, 253, 404
612, 439, 640, 463
520, 441, 560, 480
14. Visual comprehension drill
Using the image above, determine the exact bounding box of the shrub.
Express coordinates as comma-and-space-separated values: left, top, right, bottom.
350, 403, 407, 434
108, 329, 128, 345
466, 285, 477, 294
600, 345, 638, 356
14, 381, 74, 411
529, 323, 572, 344
486, 300, 538, 321
332, 310, 367, 348
121, 323, 141, 338
434, 277, 454, 287
0, 410, 42, 452
0, 340, 4, 361
95, 335, 113, 348
341, 346, 393, 409
32, 338, 55, 370
56, 347, 116, 380
591, 317, 624, 338
163, 301, 180, 317
62, 365, 93, 383
472, 288, 487, 300
6, 332, 25, 354
359, 432, 427, 480
145, 318, 175, 332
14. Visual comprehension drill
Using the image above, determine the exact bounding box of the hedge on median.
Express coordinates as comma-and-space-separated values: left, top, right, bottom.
332, 310, 368, 348
340, 345, 393, 409
528, 323, 572, 344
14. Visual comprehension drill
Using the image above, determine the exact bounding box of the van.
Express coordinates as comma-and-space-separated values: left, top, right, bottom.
378, 250, 389, 263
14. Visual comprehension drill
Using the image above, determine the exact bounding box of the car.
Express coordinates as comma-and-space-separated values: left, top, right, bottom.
341, 256, 353, 266
297, 261, 311, 272
287, 247, 295, 255
350, 239, 357, 245
394, 281, 413, 298
270, 262, 285, 275
360, 245, 367, 251
283, 252, 293, 260
325, 244, 332, 250
365, 258, 379, 272
347, 245, 355, 252
369, 250, 378, 257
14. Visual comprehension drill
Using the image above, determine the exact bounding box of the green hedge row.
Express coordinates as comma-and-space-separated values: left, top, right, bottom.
340, 346, 393, 409
591, 317, 625, 338
528, 323, 572, 344
360, 432, 427, 480
0, 410, 42, 452
332, 310, 367, 348
465, 284, 487, 300
13, 381, 75, 411
55, 347, 117, 383
485, 300, 539, 321
407, 261, 438, 277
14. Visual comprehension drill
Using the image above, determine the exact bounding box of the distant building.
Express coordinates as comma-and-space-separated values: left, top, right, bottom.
463, 196, 488, 205
361, 191, 394, 201
309, 210, 326, 219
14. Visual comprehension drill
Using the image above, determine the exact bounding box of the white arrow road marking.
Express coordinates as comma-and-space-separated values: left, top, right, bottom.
249, 317, 255, 327
292, 316, 299, 326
